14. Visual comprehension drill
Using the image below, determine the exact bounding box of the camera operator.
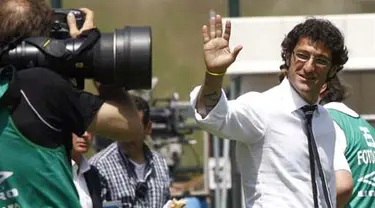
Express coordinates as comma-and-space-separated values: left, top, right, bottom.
0, 0, 143, 208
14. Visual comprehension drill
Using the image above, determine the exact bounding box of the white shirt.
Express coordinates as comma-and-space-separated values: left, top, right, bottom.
324, 102, 354, 172
72, 157, 93, 208
190, 79, 347, 208
129, 159, 146, 181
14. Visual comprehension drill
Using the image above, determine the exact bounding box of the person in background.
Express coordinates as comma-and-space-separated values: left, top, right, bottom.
72, 131, 103, 208
93, 135, 114, 152
319, 75, 374, 208
90, 95, 171, 208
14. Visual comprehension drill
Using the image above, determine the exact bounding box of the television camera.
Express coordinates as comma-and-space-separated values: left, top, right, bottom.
149, 92, 199, 140
149, 93, 201, 173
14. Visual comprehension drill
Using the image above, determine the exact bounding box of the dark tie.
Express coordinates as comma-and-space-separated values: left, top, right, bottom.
301, 105, 332, 208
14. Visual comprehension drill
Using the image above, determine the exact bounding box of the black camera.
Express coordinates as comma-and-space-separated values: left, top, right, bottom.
51, 9, 85, 39
150, 93, 199, 139
0, 9, 152, 90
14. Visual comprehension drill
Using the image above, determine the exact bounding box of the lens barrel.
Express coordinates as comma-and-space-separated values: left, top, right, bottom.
0, 26, 152, 90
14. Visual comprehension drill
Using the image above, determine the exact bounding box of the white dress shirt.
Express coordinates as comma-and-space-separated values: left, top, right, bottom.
190, 79, 347, 208
72, 156, 93, 208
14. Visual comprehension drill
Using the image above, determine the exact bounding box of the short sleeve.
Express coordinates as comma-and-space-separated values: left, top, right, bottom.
333, 121, 350, 172
12, 67, 103, 148
60, 90, 103, 137
19, 67, 104, 136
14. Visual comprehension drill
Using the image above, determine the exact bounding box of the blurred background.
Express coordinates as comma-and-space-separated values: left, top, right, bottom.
58, 0, 375, 100
49, 0, 375, 207
55, 0, 375, 160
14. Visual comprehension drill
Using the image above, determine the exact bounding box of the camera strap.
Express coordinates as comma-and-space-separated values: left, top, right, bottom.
23, 28, 101, 60
70, 28, 101, 56
0, 36, 23, 60
24, 37, 68, 59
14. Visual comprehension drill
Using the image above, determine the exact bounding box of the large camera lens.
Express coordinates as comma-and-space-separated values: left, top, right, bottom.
93, 26, 152, 89
0, 26, 152, 90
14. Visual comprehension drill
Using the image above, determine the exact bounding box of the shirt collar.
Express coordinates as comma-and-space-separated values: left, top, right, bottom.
117, 142, 154, 166
71, 155, 91, 176
280, 78, 319, 113
324, 102, 359, 117
117, 142, 155, 180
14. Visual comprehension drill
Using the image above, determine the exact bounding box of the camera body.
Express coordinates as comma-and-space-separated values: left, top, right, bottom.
51, 9, 85, 39
150, 93, 199, 139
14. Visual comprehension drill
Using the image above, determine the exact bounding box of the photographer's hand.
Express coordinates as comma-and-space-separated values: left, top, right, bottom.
67, 8, 95, 38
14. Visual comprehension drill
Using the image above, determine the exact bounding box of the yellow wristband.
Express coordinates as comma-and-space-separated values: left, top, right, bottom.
206, 70, 226, 76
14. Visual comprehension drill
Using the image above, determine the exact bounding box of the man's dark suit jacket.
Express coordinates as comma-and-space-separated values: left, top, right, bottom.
84, 165, 103, 208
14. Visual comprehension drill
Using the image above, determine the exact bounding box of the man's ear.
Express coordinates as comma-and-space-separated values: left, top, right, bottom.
320, 83, 327, 95
318, 83, 328, 104
145, 120, 152, 136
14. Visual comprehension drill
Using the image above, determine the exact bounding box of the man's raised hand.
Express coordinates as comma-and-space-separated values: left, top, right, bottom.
202, 15, 242, 74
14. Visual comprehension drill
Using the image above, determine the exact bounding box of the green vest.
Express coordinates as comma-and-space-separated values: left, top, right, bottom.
328, 108, 375, 208
0, 80, 81, 207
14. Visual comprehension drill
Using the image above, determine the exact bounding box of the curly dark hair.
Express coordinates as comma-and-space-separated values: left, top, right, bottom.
319, 74, 350, 104
281, 18, 349, 74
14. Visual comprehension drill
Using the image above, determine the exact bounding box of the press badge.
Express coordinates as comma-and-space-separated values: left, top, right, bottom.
102, 200, 123, 208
